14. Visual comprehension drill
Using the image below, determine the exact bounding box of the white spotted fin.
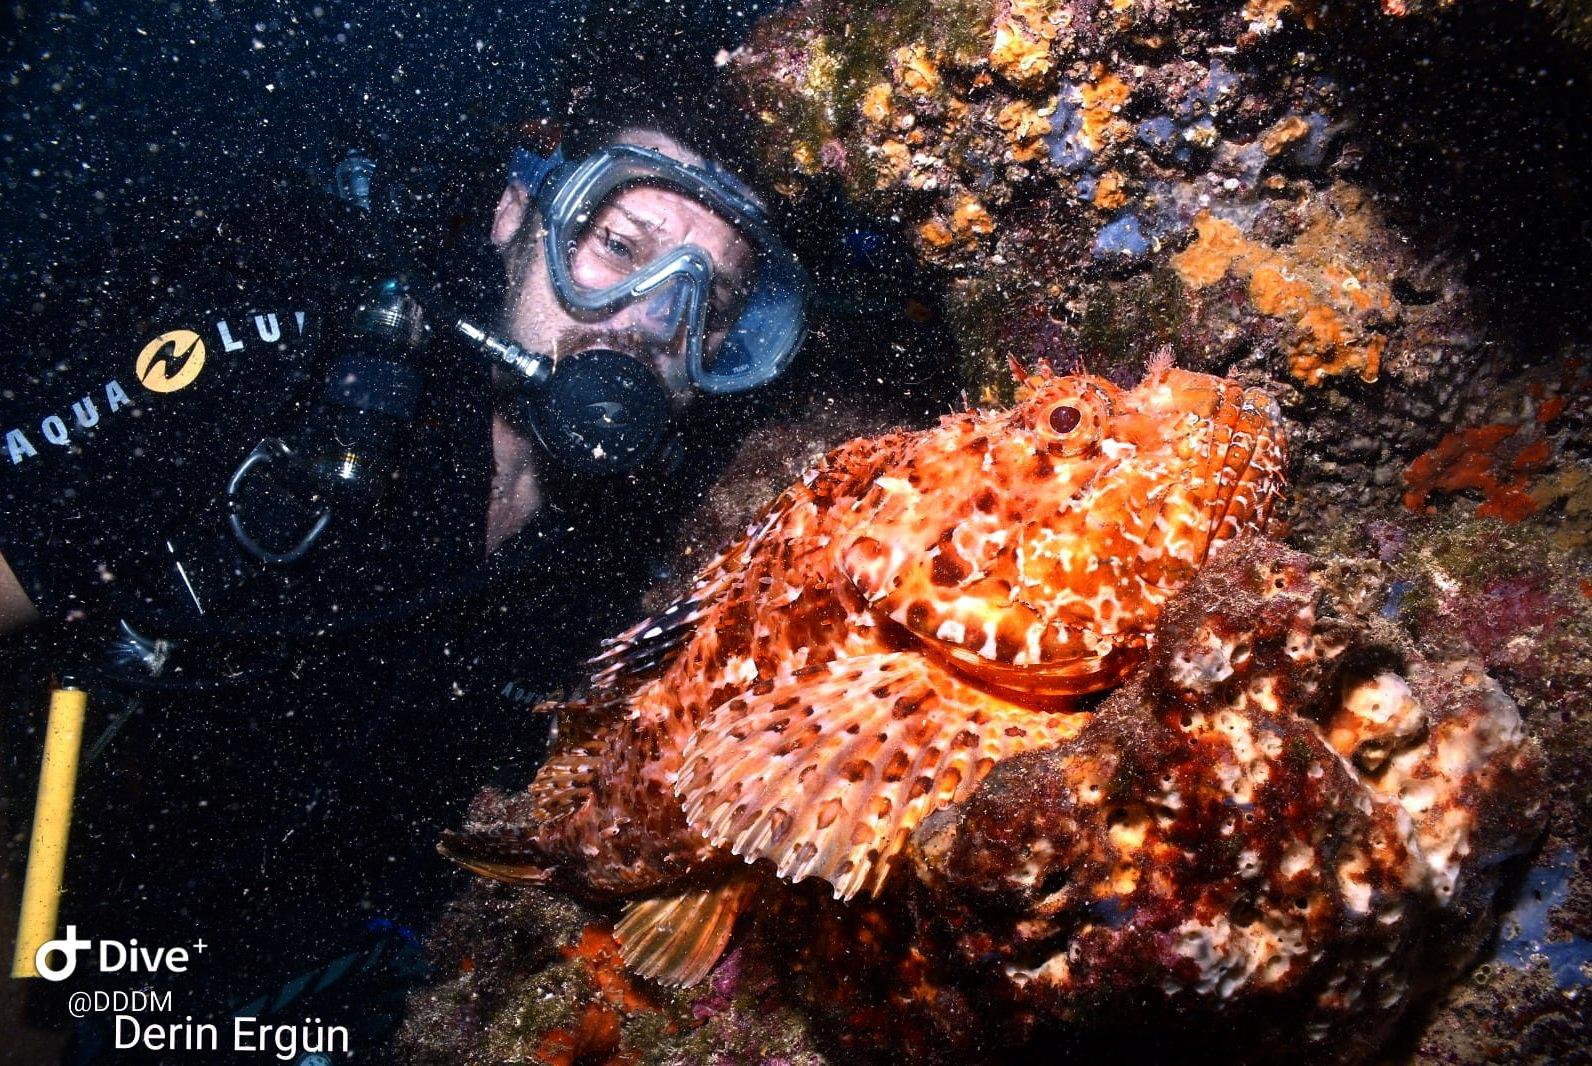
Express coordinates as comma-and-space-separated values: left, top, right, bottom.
587, 475, 817, 692
675, 653, 1085, 901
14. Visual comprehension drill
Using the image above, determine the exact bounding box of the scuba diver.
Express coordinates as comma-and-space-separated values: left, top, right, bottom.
0, 115, 807, 1059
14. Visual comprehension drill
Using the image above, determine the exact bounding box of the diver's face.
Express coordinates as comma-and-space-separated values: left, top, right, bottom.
491, 143, 754, 411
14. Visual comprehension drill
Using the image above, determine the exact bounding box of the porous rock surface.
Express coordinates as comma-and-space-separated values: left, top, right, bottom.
900, 537, 1544, 1061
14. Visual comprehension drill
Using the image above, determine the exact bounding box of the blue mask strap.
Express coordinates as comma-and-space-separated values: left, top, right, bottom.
507, 145, 567, 200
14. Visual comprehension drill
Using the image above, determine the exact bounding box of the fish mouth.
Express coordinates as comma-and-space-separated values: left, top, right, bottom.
921, 632, 1146, 702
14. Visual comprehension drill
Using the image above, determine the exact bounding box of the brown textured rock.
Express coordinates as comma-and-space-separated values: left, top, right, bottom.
900, 538, 1544, 1061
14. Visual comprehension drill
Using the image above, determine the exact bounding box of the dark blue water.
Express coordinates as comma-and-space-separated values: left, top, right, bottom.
1, 0, 777, 292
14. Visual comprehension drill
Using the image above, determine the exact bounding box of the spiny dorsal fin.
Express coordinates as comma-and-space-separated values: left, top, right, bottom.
613, 875, 758, 987
588, 591, 718, 692
675, 654, 1087, 901
588, 439, 889, 694
588, 476, 810, 692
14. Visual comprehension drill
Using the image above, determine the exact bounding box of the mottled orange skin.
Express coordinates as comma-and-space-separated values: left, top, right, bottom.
460, 364, 1287, 931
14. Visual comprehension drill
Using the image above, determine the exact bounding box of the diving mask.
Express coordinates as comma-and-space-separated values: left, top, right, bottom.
508, 142, 809, 396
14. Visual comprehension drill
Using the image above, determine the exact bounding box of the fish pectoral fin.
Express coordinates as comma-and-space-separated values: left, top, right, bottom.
588, 463, 831, 692
676, 654, 1082, 902
436, 828, 554, 885
614, 875, 758, 987
527, 746, 600, 822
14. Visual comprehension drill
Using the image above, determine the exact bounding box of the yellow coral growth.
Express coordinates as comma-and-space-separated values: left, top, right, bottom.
1243, 0, 1314, 32
1093, 171, 1129, 210
862, 83, 894, 125
919, 218, 955, 249
875, 140, 912, 188
952, 195, 995, 238
996, 98, 1055, 162
892, 44, 942, 96
917, 196, 994, 256
1172, 214, 1247, 287
990, 0, 1059, 88
996, 99, 1053, 141
1260, 115, 1311, 156
1080, 69, 1133, 151
1172, 211, 1392, 386
1248, 263, 1314, 318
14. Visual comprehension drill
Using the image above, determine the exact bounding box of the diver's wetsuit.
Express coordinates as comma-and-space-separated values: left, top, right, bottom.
0, 180, 694, 1058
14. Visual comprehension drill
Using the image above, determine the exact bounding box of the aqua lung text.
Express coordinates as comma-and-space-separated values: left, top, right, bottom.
5, 308, 307, 464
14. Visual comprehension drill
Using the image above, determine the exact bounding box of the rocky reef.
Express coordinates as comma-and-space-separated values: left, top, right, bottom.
725, 0, 1592, 542
397, 877, 831, 1065
901, 537, 1543, 1062
397, 537, 1553, 1063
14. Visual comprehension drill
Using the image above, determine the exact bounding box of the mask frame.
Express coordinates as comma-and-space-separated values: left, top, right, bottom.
509, 143, 809, 395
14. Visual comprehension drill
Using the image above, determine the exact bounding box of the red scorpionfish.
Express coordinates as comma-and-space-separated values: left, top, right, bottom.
443, 359, 1289, 986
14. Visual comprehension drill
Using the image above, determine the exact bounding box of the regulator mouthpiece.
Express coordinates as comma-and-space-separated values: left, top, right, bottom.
454, 321, 670, 477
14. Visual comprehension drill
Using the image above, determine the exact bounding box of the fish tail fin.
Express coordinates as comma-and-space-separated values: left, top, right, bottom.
614, 875, 759, 987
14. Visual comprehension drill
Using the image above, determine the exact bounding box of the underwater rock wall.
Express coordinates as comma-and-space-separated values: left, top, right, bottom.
902, 537, 1544, 1062
726, 0, 1592, 541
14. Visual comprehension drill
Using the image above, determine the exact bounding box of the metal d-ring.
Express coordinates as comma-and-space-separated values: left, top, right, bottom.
226, 438, 333, 565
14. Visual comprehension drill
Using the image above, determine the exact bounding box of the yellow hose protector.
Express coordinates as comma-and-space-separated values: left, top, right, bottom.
11, 685, 88, 978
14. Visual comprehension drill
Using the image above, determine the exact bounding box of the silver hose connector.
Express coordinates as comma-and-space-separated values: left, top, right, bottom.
454, 319, 549, 386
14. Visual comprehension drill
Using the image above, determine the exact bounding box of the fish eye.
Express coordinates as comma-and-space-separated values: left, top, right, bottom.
1048, 405, 1082, 434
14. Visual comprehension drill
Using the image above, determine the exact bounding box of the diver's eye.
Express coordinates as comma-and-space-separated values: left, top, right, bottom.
1048, 405, 1082, 434
605, 235, 632, 260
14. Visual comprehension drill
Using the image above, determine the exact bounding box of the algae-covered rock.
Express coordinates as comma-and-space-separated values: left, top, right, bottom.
396, 875, 830, 1064
727, 0, 1592, 542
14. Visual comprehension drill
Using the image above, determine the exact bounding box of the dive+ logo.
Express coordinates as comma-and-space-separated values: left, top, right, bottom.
33, 925, 206, 981
135, 329, 206, 393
